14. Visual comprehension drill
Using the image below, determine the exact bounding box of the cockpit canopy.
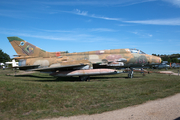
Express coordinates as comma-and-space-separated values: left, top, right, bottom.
129, 49, 146, 54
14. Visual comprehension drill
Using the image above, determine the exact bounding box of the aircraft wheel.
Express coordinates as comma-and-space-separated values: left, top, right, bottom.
79, 76, 90, 81
128, 73, 133, 78
128, 73, 130, 78
128, 68, 134, 78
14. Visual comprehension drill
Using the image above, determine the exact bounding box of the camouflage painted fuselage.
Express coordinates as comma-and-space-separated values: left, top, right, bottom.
8, 37, 161, 69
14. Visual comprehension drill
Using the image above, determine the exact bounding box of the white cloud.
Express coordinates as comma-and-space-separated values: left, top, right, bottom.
65, 9, 121, 21
0, 9, 24, 18
90, 28, 116, 32
125, 18, 180, 25
7, 32, 76, 41
132, 31, 138, 34
0, 27, 118, 42
74, 9, 88, 16
0, 9, 39, 19
131, 31, 153, 38
64, 10, 180, 25
148, 34, 153, 37
35, 29, 72, 33
41, 0, 156, 6
156, 39, 163, 42
163, 0, 180, 7
90, 14, 120, 21
118, 24, 131, 26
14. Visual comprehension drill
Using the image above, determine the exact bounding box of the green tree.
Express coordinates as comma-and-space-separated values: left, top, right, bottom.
167, 58, 171, 63
172, 58, 178, 63
0, 49, 11, 63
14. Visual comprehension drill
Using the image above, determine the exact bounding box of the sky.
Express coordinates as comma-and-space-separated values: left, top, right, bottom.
0, 0, 180, 58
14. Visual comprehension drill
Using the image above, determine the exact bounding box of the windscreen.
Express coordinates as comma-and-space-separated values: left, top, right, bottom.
129, 49, 146, 54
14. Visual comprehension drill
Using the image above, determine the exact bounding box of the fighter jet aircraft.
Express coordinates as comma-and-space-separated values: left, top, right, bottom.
7, 36, 161, 81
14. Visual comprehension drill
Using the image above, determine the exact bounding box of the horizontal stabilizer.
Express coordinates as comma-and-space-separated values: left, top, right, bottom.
14, 56, 35, 60
13, 54, 24, 56
13, 65, 40, 70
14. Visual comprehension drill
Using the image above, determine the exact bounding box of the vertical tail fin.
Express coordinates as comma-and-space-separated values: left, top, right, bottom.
7, 36, 48, 57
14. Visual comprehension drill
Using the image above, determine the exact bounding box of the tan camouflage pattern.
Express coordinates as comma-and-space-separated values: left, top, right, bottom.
8, 37, 161, 68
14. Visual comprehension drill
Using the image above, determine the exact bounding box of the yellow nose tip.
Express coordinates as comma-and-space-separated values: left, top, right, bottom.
159, 58, 161, 63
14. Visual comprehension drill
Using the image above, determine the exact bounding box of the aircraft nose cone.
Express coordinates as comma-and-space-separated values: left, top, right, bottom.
159, 58, 162, 63
151, 56, 161, 64
156, 57, 161, 64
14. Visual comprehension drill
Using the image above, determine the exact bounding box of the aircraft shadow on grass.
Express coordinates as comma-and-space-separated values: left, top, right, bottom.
15, 74, 50, 79
14, 74, 142, 82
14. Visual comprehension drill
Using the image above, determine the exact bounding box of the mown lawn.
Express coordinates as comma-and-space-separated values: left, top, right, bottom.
0, 68, 180, 120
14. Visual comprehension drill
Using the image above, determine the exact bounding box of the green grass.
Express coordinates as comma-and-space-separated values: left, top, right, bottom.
150, 67, 180, 73
0, 68, 180, 120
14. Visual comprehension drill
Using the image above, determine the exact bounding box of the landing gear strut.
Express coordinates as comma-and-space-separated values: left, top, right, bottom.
79, 76, 90, 81
128, 68, 134, 78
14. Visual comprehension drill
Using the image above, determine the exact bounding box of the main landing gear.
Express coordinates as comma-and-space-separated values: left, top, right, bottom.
128, 68, 134, 78
79, 76, 90, 81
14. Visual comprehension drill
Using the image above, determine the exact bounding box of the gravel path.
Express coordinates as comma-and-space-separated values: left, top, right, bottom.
158, 71, 180, 76
45, 93, 180, 120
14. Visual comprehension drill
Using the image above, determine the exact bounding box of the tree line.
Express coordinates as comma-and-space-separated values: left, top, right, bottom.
0, 49, 10, 63
152, 53, 180, 63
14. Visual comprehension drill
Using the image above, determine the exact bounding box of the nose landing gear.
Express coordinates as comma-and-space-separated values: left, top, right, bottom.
128, 68, 134, 78
79, 76, 90, 81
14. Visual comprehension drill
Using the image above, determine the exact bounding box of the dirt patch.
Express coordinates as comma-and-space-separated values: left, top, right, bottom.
44, 93, 180, 120
158, 71, 180, 76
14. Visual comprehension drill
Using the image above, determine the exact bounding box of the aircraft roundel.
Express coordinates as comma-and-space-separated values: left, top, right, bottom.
20, 42, 24, 46
56, 52, 61, 56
